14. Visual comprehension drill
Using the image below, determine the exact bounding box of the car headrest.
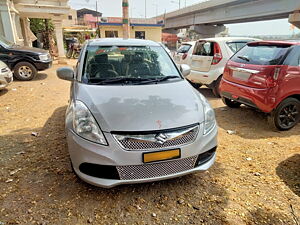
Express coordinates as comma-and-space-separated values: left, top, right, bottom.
94, 54, 108, 63
132, 53, 143, 62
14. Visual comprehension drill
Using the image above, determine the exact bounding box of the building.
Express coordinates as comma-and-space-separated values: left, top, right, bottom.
99, 18, 163, 42
77, 8, 102, 28
0, 0, 70, 60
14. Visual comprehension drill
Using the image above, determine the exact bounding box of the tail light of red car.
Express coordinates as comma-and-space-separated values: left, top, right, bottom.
266, 67, 281, 87
212, 42, 223, 65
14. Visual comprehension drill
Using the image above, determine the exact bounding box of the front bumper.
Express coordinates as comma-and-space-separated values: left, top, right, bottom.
67, 123, 218, 188
35, 60, 52, 71
0, 71, 13, 90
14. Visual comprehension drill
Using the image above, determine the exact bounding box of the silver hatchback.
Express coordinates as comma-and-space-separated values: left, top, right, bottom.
57, 38, 217, 188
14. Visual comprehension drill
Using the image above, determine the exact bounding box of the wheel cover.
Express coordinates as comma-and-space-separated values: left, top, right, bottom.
278, 104, 299, 129
18, 66, 32, 78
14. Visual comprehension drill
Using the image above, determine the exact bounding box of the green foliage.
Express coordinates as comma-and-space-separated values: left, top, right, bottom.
30, 18, 54, 35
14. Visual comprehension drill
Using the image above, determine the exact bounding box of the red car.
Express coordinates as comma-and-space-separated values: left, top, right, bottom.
220, 40, 300, 131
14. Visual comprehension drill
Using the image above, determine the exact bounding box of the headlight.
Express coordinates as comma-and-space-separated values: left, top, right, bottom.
72, 100, 107, 145
199, 94, 216, 134
39, 54, 50, 61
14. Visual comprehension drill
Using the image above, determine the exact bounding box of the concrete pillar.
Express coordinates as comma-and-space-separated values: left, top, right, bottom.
189, 24, 226, 38
289, 12, 300, 29
20, 17, 32, 47
0, 1, 17, 43
53, 20, 66, 63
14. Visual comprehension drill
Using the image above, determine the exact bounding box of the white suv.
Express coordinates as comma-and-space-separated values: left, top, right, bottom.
174, 37, 259, 97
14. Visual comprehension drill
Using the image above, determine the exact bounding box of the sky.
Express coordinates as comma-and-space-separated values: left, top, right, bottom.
69, 0, 299, 36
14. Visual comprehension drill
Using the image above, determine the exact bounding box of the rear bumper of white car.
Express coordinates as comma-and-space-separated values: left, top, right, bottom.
187, 68, 223, 85
67, 123, 218, 188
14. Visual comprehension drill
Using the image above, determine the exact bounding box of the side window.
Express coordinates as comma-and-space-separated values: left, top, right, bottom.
283, 46, 300, 66
193, 42, 213, 56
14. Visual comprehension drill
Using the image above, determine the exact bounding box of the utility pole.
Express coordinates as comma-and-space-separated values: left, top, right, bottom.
96, 0, 100, 37
122, 0, 130, 39
145, 0, 147, 18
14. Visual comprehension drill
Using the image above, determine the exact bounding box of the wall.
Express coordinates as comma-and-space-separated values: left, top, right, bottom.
100, 25, 162, 42
130, 26, 162, 42
62, 8, 77, 28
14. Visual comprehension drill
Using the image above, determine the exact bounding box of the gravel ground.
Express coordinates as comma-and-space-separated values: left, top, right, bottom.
0, 61, 299, 225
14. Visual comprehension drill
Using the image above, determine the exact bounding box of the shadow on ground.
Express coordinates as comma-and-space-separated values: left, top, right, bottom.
0, 88, 8, 97
276, 154, 300, 197
199, 88, 300, 139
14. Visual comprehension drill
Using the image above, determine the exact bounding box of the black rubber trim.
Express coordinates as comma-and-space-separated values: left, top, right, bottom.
195, 147, 217, 167
221, 91, 258, 109
79, 163, 120, 180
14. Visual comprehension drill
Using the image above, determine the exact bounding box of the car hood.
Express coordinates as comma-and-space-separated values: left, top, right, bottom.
9, 46, 48, 55
74, 80, 205, 132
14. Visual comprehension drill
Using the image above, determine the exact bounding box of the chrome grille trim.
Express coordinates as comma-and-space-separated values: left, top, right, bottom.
113, 125, 199, 151
116, 155, 198, 180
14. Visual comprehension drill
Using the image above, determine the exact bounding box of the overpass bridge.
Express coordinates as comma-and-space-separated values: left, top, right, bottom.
161, 0, 300, 37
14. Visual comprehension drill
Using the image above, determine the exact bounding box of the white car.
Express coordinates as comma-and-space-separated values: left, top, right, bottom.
174, 37, 259, 96
0, 60, 13, 90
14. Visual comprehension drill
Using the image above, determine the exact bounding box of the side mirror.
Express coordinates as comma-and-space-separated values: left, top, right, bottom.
180, 64, 191, 77
57, 67, 74, 81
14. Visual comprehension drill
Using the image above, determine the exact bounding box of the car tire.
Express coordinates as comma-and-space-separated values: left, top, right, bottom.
188, 80, 202, 89
212, 75, 222, 97
268, 97, 300, 131
222, 97, 241, 108
13, 62, 37, 81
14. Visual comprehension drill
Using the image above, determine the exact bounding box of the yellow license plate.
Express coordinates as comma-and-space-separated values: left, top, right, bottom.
143, 149, 181, 163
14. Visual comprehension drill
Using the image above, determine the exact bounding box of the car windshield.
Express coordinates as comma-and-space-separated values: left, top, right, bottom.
82, 45, 181, 84
231, 44, 290, 65
0, 35, 14, 48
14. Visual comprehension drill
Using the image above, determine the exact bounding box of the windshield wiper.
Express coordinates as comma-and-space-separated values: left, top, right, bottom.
90, 77, 149, 85
136, 76, 180, 85
237, 56, 250, 62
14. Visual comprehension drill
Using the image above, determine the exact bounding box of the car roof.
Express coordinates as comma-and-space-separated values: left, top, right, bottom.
88, 38, 161, 46
247, 40, 300, 46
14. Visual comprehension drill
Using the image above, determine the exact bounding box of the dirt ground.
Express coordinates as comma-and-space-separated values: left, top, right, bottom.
0, 61, 299, 225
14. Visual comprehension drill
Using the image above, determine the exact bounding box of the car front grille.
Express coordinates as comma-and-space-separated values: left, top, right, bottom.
113, 124, 199, 151
116, 155, 198, 180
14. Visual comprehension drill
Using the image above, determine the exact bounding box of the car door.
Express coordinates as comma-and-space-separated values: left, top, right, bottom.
0, 44, 10, 66
190, 41, 213, 72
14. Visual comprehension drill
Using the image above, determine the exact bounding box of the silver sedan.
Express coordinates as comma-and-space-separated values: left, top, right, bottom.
0, 61, 13, 90
57, 38, 218, 188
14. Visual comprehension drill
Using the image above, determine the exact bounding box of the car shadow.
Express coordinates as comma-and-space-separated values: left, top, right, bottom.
198, 87, 300, 139
0, 88, 8, 96
276, 153, 300, 197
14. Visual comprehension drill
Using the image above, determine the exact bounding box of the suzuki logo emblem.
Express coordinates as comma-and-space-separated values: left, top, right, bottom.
155, 133, 168, 144
240, 64, 246, 68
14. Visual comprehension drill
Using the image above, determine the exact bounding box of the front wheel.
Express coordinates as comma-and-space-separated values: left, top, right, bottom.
268, 98, 300, 131
222, 97, 241, 108
13, 62, 37, 81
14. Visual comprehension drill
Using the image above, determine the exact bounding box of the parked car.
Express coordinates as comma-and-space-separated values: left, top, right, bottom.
220, 40, 300, 130
0, 60, 13, 90
174, 37, 259, 96
57, 38, 218, 188
0, 35, 52, 81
